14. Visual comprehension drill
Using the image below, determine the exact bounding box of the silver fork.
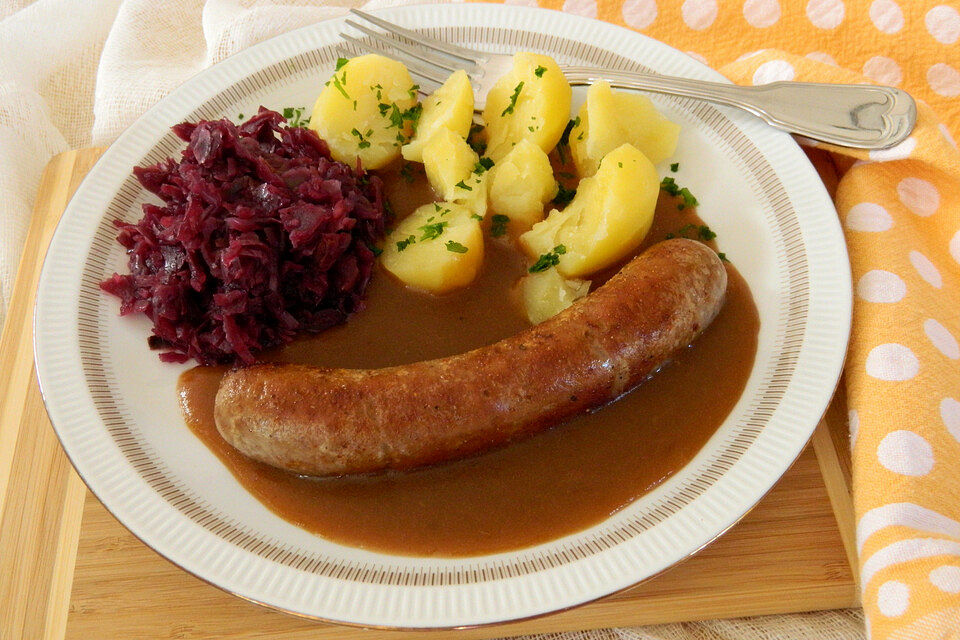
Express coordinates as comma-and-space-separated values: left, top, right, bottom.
341, 9, 915, 150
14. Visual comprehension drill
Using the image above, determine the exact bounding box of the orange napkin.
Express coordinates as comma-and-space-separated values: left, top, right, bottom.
475, 1, 960, 637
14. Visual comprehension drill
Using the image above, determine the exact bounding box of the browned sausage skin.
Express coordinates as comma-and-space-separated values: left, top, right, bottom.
214, 238, 727, 476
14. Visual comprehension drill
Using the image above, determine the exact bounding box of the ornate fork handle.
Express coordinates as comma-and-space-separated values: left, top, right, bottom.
562, 67, 917, 149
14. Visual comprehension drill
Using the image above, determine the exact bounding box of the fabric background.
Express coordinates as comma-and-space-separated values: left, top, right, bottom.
3, 1, 959, 638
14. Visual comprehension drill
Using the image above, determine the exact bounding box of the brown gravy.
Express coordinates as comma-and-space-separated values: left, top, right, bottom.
177, 167, 759, 557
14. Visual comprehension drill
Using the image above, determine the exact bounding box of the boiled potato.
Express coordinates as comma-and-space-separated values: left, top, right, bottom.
381, 202, 484, 293
401, 70, 474, 163
519, 144, 659, 277
310, 55, 418, 170
488, 139, 558, 232
517, 268, 590, 324
570, 81, 680, 176
422, 128, 478, 200
482, 53, 571, 161
421, 128, 488, 217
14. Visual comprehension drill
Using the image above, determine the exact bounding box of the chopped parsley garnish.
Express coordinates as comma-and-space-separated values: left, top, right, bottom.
470, 213, 484, 221
534, 65, 547, 77
282, 106, 310, 128
399, 162, 416, 183
404, 103, 423, 132
670, 162, 680, 172
618, 162, 623, 168
660, 176, 698, 210
673, 223, 716, 242
369, 244, 383, 257
335, 57, 350, 71
468, 123, 487, 155
445, 241, 469, 253
698, 225, 717, 241
718, 252, 728, 262
556, 117, 580, 164
350, 127, 373, 149
455, 180, 473, 191
559, 118, 576, 146
553, 184, 577, 207
396, 235, 416, 252
529, 245, 567, 273
418, 221, 449, 241
501, 81, 524, 117
409, 84, 420, 99
378, 103, 391, 116
490, 214, 510, 237
331, 73, 350, 100
237, 113, 244, 119
528, 126, 535, 132
473, 157, 495, 174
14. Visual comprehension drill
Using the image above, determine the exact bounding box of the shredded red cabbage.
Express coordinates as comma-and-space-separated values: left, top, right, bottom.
101, 107, 386, 365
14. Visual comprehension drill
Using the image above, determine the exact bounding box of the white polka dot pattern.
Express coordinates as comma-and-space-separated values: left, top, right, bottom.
926, 5, 960, 44
877, 430, 934, 476
897, 178, 940, 217
849, 408, 860, 448
863, 55, 901, 85
868, 137, 916, 161
743, 0, 780, 28
846, 202, 893, 231
923, 319, 959, 360
928, 63, 960, 97
621, 0, 658, 29
805, 51, 838, 66
878, 580, 910, 617
869, 0, 903, 34
909, 250, 943, 288
941, 398, 960, 443
806, 0, 845, 29
681, 0, 718, 30
930, 566, 960, 593
857, 270, 906, 303
866, 343, 919, 381
752, 59, 795, 84
949, 230, 960, 265
562, 0, 598, 18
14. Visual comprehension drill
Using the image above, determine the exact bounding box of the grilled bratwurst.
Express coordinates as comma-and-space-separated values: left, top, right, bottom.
214, 239, 727, 476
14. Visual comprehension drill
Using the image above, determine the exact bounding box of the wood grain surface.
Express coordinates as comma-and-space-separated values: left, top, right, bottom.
1, 148, 859, 640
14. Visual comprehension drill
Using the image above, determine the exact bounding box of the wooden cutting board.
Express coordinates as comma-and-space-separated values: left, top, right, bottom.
0, 148, 860, 640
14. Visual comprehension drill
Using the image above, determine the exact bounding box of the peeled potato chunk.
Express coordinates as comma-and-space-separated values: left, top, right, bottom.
422, 128, 488, 217
517, 268, 590, 324
381, 202, 484, 294
570, 80, 680, 176
401, 70, 474, 163
482, 52, 572, 161
519, 144, 659, 278
488, 139, 558, 231
310, 54, 418, 170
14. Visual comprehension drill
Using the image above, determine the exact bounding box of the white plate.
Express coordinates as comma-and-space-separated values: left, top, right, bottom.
34, 3, 851, 629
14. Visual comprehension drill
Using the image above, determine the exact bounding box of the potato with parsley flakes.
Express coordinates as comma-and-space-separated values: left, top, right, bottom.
517, 268, 590, 325
401, 70, 474, 163
519, 144, 659, 278
569, 81, 680, 176
381, 202, 484, 294
421, 128, 488, 218
310, 55, 419, 170
488, 139, 557, 232
482, 53, 571, 161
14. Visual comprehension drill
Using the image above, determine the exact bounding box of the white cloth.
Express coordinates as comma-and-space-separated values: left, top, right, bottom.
0, 1, 865, 638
